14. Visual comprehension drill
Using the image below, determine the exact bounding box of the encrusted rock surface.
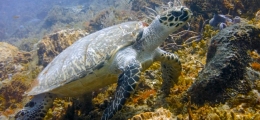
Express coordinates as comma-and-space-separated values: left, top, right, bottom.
186, 23, 260, 105
129, 107, 174, 120
184, 0, 260, 19
0, 42, 35, 115
37, 29, 88, 67
0, 42, 32, 80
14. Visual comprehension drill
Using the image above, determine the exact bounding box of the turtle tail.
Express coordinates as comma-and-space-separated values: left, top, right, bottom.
102, 60, 142, 120
15, 93, 55, 120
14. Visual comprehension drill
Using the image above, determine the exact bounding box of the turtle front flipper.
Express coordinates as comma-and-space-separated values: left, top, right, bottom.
155, 49, 182, 96
102, 60, 142, 120
15, 93, 55, 120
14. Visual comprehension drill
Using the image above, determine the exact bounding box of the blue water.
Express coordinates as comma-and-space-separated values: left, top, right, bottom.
0, 0, 101, 43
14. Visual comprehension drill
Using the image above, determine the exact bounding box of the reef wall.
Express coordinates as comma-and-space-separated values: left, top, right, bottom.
0, 42, 32, 81
184, 0, 260, 19
186, 23, 260, 105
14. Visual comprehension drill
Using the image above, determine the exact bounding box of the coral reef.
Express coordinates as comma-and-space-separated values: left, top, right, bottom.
37, 29, 88, 67
251, 62, 260, 72
249, 50, 260, 75
129, 107, 174, 120
182, 0, 260, 36
0, 42, 41, 119
2, 0, 260, 120
84, 8, 138, 32
176, 102, 260, 120
44, 98, 72, 120
163, 31, 208, 116
0, 42, 32, 81
132, 89, 157, 104
6, 20, 259, 120
59, 62, 164, 120
184, 0, 260, 19
186, 23, 260, 105
0, 74, 30, 111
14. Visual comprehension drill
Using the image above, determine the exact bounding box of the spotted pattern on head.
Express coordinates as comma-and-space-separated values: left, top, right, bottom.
159, 6, 192, 28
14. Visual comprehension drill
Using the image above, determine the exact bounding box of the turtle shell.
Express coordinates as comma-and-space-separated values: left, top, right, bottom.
27, 21, 145, 96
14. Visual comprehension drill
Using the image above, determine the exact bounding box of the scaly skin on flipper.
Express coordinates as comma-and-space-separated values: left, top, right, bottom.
15, 93, 55, 120
102, 60, 142, 120
157, 50, 182, 96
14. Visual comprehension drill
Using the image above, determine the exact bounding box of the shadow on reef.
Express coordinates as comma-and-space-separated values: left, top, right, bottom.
185, 23, 260, 105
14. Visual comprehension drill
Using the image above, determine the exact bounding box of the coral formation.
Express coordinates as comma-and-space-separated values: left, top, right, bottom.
0, 74, 29, 111
132, 89, 156, 104
0, 42, 40, 118
44, 98, 72, 120
187, 23, 260, 105
251, 62, 260, 72
0, 69, 41, 118
2, 0, 260, 120
249, 51, 260, 76
184, 0, 260, 19
129, 107, 174, 120
0, 42, 32, 81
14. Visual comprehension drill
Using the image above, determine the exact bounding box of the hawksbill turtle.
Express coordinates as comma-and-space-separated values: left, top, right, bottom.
15, 2, 192, 120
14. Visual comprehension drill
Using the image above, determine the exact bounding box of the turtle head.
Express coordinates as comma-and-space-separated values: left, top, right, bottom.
133, 3, 192, 51
158, 5, 192, 32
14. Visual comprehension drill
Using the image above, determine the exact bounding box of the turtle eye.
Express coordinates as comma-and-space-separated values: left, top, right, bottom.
181, 7, 184, 11
171, 10, 182, 17
179, 7, 191, 21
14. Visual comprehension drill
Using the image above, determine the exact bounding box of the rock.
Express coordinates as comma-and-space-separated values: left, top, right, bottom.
0, 42, 32, 80
0, 42, 19, 63
186, 23, 260, 105
37, 29, 88, 67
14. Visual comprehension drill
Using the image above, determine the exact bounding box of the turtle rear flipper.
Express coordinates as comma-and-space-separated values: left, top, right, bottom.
15, 93, 55, 120
102, 60, 142, 120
